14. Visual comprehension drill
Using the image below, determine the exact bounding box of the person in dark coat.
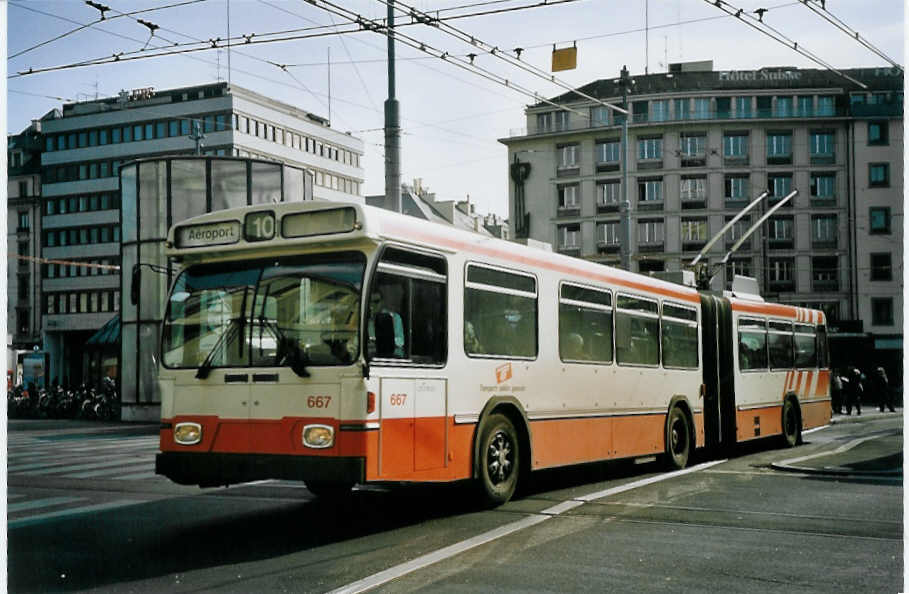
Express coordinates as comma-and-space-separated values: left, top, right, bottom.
873, 367, 895, 412
844, 366, 863, 415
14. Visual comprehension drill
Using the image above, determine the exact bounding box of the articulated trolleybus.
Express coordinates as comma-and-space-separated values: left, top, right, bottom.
155, 200, 831, 504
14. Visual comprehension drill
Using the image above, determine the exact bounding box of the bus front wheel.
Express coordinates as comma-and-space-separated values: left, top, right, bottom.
665, 406, 692, 470
478, 413, 520, 506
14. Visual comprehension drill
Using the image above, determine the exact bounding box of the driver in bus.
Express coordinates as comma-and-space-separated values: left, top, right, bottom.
367, 281, 405, 358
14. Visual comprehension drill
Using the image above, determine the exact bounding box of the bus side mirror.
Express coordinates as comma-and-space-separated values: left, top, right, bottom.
374, 312, 397, 358
130, 265, 141, 306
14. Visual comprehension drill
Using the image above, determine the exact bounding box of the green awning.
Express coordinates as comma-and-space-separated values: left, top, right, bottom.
86, 314, 121, 346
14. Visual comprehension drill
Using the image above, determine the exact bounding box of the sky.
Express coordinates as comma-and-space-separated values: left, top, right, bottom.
5, 0, 906, 217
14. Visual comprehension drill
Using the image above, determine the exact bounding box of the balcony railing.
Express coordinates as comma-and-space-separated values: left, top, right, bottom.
509, 105, 852, 138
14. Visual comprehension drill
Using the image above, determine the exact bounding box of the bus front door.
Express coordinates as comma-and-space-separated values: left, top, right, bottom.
379, 378, 447, 477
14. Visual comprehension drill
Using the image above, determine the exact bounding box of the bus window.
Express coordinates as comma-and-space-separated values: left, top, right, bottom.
793, 324, 817, 368
162, 253, 365, 370
615, 295, 659, 366
661, 303, 698, 369
817, 325, 830, 368
768, 321, 794, 369
367, 248, 447, 364
559, 283, 612, 363
465, 264, 537, 358
738, 318, 767, 371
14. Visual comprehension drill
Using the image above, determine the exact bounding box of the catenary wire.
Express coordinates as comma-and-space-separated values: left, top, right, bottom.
798, 0, 902, 72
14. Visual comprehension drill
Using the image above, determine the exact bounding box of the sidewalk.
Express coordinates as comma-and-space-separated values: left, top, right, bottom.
771, 408, 903, 477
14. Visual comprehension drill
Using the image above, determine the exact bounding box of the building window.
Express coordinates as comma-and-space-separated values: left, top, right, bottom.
797, 96, 813, 117
869, 163, 890, 187
679, 133, 706, 165
812, 256, 838, 290
871, 298, 894, 326
597, 221, 619, 245
17, 211, 29, 230
674, 98, 690, 120
638, 219, 664, 244
725, 215, 750, 246
595, 140, 621, 169
775, 96, 793, 117
692, 98, 710, 119
558, 224, 580, 250
767, 217, 794, 243
597, 180, 621, 208
817, 95, 835, 116
769, 258, 794, 284
557, 184, 579, 211
651, 100, 669, 122
723, 132, 748, 158
734, 96, 752, 118
810, 131, 835, 158
726, 258, 752, 284
680, 176, 707, 202
767, 132, 792, 163
870, 253, 892, 281
769, 174, 793, 199
637, 137, 662, 160
868, 121, 888, 145
591, 106, 609, 126
638, 178, 663, 203
810, 173, 836, 200
557, 143, 579, 171
869, 207, 891, 234
681, 218, 707, 243
725, 174, 749, 201
811, 215, 837, 245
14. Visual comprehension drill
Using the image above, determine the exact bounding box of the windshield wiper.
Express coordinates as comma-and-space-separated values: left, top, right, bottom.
276, 334, 311, 378
195, 319, 242, 380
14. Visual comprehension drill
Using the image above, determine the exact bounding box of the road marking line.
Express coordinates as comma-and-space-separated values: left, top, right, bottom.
18, 457, 155, 476
8, 500, 145, 529
328, 460, 725, 594
8, 496, 84, 513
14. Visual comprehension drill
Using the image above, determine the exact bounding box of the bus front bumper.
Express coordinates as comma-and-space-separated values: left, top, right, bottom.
155, 451, 366, 487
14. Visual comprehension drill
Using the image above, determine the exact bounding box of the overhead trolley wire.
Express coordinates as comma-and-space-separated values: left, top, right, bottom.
701, 0, 868, 89
370, 0, 628, 117
798, 0, 902, 72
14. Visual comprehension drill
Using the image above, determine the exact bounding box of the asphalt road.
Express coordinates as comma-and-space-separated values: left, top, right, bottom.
7, 413, 903, 593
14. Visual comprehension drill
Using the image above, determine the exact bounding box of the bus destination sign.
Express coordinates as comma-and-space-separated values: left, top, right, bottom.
176, 220, 242, 248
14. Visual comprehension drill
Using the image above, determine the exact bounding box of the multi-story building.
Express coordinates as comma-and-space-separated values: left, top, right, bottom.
37, 81, 365, 391
500, 62, 903, 380
7, 118, 47, 374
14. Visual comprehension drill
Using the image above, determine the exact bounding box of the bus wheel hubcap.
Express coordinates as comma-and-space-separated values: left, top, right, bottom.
488, 431, 513, 484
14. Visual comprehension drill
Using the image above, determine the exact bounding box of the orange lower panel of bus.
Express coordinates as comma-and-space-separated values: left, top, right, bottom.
735, 399, 831, 442
528, 412, 705, 470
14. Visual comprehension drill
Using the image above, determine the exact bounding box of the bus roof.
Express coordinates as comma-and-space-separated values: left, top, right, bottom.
165, 199, 723, 306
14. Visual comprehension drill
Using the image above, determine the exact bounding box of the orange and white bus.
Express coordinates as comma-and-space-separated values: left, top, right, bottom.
154, 199, 831, 504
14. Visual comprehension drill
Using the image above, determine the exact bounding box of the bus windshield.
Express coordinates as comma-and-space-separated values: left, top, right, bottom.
162, 252, 366, 371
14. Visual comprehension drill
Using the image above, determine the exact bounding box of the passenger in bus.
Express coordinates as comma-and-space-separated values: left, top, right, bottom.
367, 283, 405, 358
464, 320, 483, 353
562, 332, 585, 360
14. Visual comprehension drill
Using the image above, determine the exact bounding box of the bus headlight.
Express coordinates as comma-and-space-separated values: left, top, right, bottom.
174, 422, 202, 445
303, 424, 334, 449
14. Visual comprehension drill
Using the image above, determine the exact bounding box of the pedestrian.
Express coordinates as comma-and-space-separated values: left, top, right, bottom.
873, 366, 895, 412
831, 370, 844, 414
844, 366, 863, 415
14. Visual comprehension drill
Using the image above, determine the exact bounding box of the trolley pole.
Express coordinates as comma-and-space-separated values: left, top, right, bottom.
384, 0, 402, 213
619, 65, 633, 270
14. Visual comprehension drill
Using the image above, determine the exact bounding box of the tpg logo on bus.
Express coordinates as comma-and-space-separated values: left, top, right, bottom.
176, 221, 242, 248
495, 363, 513, 385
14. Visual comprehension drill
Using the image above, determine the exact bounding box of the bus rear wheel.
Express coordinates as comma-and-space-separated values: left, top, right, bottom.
665, 406, 692, 470
781, 399, 801, 448
478, 413, 520, 506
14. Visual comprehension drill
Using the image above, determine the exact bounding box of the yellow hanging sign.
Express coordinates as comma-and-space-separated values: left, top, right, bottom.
551, 46, 577, 72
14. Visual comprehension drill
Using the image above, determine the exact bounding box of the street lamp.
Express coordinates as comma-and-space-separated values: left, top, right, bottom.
619, 65, 633, 271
